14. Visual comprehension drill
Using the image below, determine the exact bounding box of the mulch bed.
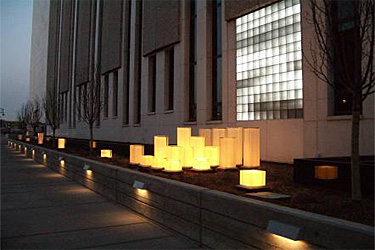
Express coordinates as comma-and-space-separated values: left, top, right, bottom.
24, 138, 374, 226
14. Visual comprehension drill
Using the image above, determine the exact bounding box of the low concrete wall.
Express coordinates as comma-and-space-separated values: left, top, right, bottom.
10, 140, 374, 249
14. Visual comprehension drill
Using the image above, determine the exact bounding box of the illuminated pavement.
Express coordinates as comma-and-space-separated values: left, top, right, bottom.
1, 137, 200, 249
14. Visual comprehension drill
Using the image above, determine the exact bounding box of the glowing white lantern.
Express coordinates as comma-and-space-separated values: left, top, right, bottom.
140, 155, 154, 167
181, 146, 193, 168
154, 136, 168, 159
199, 128, 212, 146
100, 149, 112, 158
167, 146, 182, 161
226, 127, 243, 165
193, 157, 211, 171
152, 157, 167, 170
190, 136, 205, 158
219, 137, 236, 169
58, 138, 66, 149
130, 145, 144, 164
212, 128, 226, 147
239, 169, 266, 188
165, 159, 182, 172
204, 146, 219, 166
177, 127, 191, 148
37, 133, 44, 144
243, 128, 260, 167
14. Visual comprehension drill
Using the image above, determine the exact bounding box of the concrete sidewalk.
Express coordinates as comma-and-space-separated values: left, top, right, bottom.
1, 137, 200, 249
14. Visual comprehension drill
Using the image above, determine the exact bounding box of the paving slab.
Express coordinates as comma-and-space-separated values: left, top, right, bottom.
1, 137, 200, 249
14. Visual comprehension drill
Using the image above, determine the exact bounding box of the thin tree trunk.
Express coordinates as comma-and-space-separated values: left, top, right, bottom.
89, 125, 94, 152
351, 96, 361, 200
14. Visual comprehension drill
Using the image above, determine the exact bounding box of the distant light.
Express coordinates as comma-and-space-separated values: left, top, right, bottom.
342, 99, 347, 103
266, 220, 302, 241
100, 149, 112, 158
38, 133, 44, 144
133, 180, 147, 190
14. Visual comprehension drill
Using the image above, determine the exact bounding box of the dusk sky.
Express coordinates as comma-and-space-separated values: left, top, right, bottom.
1, 0, 33, 121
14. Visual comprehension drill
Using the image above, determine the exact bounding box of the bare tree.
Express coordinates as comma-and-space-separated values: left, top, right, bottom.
43, 90, 60, 138
31, 98, 43, 133
306, 0, 374, 200
77, 64, 103, 151
17, 102, 33, 135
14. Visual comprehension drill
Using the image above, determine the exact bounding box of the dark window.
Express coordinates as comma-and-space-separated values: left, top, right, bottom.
165, 48, 174, 111
332, 0, 360, 115
104, 75, 109, 118
113, 71, 118, 117
134, 0, 142, 124
189, 0, 197, 121
78, 85, 82, 121
149, 55, 156, 113
212, 0, 222, 120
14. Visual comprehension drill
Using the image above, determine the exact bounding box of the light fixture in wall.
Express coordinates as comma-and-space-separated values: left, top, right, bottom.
26, 137, 31, 142
58, 156, 65, 167
100, 149, 112, 158
266, 220, 302, 241
133, 180, 147, 190
83, 164, 92, 175
32, 149, 35, 158
58, 138, 66, 149
18, 134, 23, 140
42, 151, 47, 160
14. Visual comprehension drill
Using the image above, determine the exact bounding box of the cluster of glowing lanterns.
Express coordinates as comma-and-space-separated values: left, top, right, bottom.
129, 127, 266, 189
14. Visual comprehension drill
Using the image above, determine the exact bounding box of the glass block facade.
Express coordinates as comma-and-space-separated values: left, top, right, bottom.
236, 0, 303, 121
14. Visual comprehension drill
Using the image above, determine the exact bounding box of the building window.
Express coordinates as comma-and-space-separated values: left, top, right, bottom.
236, 0, 303, 121
134, 0, 142, 124
189, 0, 197, 121
78, 85, 82, 121
149, 55, 156, 113
332, 0, 358, 115
165, 48, 174, 111
104, 74, 109, 118
123, 0, 131, 125
212, 0, 222, 120
112, 71, 118, 117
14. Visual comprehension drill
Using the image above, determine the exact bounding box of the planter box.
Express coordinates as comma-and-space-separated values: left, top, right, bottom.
294, 156, 374, 195
11, 140, 374, 249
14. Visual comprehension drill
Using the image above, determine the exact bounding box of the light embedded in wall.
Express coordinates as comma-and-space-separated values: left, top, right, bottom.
266, 220, 302, 241
133, 180, 147, 190
18, 134, 23, 140
42, 151, 47, 160
26, 137, 31, 142
100, 149, 112, 158
58, 157, 64, 167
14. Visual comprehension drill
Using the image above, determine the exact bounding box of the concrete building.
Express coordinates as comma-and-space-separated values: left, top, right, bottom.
29, 0, 374, 163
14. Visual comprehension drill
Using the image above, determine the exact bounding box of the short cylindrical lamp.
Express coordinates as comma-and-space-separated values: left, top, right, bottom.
167, 146, 182, 161
164, 159, 182, 172
181, 146, 193, 168
177, 127, 191, 148
100, 149, 112, 158
193, 157, 211, 171
154, 136, 168, 159
212, 128, 226, 147
58, 138, 66, 149
239, 169, 266, 188
219, 137, 236, 169
130, 145, 144, 164
190, 136, 205, 159
199, 128, 212, 146
243, 128, 260, 168
140, 155, 154, 167
37, 133, 44, 144
152, 157, 167, 170
314, 166, 338, 180
226, 127, 243, 166
204, 146, 219, 166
